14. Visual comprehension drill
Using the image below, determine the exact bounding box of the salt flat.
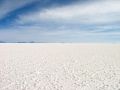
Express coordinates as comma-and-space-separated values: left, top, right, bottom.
0, 43, 120, 90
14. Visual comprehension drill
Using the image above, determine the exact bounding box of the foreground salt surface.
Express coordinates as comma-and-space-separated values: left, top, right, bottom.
0, 44, 120, 90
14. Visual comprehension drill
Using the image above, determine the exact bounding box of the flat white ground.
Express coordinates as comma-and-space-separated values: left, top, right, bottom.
0, 43, 120, 90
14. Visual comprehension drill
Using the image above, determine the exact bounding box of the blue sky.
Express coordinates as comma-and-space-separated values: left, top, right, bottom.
0, 0, 120, 43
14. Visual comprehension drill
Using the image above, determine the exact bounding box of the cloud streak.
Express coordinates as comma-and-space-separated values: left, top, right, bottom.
0, 24, 120, 43
18, 0, 120, 24
0, 0, 120, 43
0, 0, 37, 19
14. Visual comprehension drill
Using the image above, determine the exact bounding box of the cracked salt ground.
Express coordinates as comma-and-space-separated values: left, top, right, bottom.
0, 44, 120, 90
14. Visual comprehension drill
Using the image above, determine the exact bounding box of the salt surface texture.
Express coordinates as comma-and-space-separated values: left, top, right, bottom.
0, 43, 120, 90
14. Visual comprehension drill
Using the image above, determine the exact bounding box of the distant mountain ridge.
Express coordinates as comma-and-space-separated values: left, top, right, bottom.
0, 41, 6, 43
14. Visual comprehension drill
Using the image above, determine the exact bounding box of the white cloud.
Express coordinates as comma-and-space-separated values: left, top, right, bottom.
18, 0, 120, 24
1, 0, 120, 42
0, 0, 37, 19
0, 24, 120, 42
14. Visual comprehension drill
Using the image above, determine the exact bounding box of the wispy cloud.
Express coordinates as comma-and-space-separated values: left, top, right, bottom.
0, 0, 37, 19
0, 0, 120, 42
0, 24, 120, 42
18, 0, 120, 24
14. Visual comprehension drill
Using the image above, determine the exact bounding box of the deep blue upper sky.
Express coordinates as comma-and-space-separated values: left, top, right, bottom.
0, 0, 120, 43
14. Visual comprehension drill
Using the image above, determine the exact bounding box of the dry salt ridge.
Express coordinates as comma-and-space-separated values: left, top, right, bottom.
0, 43, 120, 90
